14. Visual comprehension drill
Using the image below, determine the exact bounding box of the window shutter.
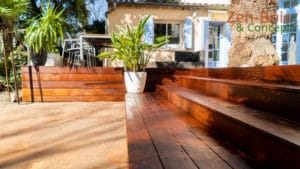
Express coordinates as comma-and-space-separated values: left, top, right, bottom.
184, 18, 193, 49
144, 16, 154, 44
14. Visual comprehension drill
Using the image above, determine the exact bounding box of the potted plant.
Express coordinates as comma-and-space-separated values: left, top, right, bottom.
99, 15, 167, 93
25, 2, 65, 66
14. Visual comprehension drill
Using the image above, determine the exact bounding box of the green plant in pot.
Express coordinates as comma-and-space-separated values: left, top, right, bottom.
25, 2, 65, 66
99, 15, 167, 93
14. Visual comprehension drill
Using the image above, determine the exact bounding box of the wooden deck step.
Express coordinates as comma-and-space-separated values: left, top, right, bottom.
174, 75, 300, 122
126, 93, 257, 169
157, 84, 300, 169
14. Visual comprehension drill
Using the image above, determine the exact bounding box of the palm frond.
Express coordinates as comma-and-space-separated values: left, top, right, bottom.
97, 15, 167, 72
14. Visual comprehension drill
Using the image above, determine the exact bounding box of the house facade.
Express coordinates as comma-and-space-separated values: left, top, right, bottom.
107, 0, 231, 68
107, 0, 300, 68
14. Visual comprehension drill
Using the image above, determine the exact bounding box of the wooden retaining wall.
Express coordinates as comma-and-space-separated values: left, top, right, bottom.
21, 65, 300, 102
21, 67, 125, 102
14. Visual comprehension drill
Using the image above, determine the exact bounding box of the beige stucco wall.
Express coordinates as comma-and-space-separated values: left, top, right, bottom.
107, 5, 228, 67
108, 6, 208, 33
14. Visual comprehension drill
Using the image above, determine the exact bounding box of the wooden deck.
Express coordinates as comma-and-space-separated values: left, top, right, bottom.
126, 93, 256, 169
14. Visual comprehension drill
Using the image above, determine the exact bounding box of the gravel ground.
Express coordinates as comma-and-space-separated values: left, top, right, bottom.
0, 101, 128, 169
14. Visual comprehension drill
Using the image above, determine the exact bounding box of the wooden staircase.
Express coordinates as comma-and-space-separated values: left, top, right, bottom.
155, 66, 300, 169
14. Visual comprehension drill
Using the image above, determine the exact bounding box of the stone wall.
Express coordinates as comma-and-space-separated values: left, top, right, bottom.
228, 0, 280, 67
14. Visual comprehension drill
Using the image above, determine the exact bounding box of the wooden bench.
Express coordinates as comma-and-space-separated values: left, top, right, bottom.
157, 84, 300, 169
125, 93, 257, 169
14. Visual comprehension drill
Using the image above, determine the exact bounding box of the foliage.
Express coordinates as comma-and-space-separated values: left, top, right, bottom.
0, 0, 29, 19
25, 2, 65, 54
24, 0, 88, 34
98, 15, 167, 72
0, 46, 27, 89
0, 0, 29, 59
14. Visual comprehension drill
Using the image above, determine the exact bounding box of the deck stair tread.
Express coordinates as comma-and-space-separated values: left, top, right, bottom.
174, 75, 300, 92
158, 84, 300, 147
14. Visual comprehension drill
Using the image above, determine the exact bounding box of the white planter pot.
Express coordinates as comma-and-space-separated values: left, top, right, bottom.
124, 72, 147, 93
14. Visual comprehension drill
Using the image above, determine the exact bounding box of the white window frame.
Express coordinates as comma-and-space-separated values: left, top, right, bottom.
154, 20, 183, 49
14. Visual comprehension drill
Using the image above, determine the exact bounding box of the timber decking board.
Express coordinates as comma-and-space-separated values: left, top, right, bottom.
134, 94, 198, 169
144, 94, 232, 169
22, 88, 125, 96
174, 75, 300, 122
21, 66, 123, 74
175, 76, 300, 92
159, 85, 300, 146
22, 73, 123, 81
152, 94, 255, 169
157, 84, 300, 169
173, 65, 300, 84
22, 81, 125, 89
22, 95, 124, 102
126, 93, 256, 169
126, 94, 163, 169
264, 65, 300, 83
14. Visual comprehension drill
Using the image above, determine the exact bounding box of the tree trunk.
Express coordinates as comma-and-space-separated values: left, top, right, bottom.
228, 0, 280, 67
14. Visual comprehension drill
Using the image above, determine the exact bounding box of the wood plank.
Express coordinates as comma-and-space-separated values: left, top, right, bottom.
22, 88, 125, 96
263, 65, 300, 84
190, 127, 256, 169
185, 65, 300, 84
134, 94, 198, 169
146, 94, 234, 169
152, 94, 255, 169
22, 95, 124, 102
174, 76, 300, 122
125, 94, 163, 169
22, 73, 123, 81
22, 81, 125, 89
21, 66, 123, 74
157, 84, 300, 169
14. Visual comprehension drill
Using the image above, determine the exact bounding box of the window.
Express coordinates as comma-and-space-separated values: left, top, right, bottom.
283, 0, 298, 8
208, 24, 221, 67
154, 23, 180, 46
281, 13, 297, 64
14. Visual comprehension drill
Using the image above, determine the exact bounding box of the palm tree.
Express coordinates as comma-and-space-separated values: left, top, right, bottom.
0, 0, 29, 55
0, 0, 29, 102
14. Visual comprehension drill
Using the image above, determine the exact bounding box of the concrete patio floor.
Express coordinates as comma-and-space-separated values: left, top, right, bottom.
0, 102, 128, 169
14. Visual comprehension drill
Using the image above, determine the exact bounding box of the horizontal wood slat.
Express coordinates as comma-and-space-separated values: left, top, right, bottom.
22, 88, 125, 96
21, 66, 123, 74
177, 65, 300, 84
264, 65, 300, 84
22, 73, 123, 81
22, 95, 124, 102
22, 66, 125, 102
22, 81, 125, 89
